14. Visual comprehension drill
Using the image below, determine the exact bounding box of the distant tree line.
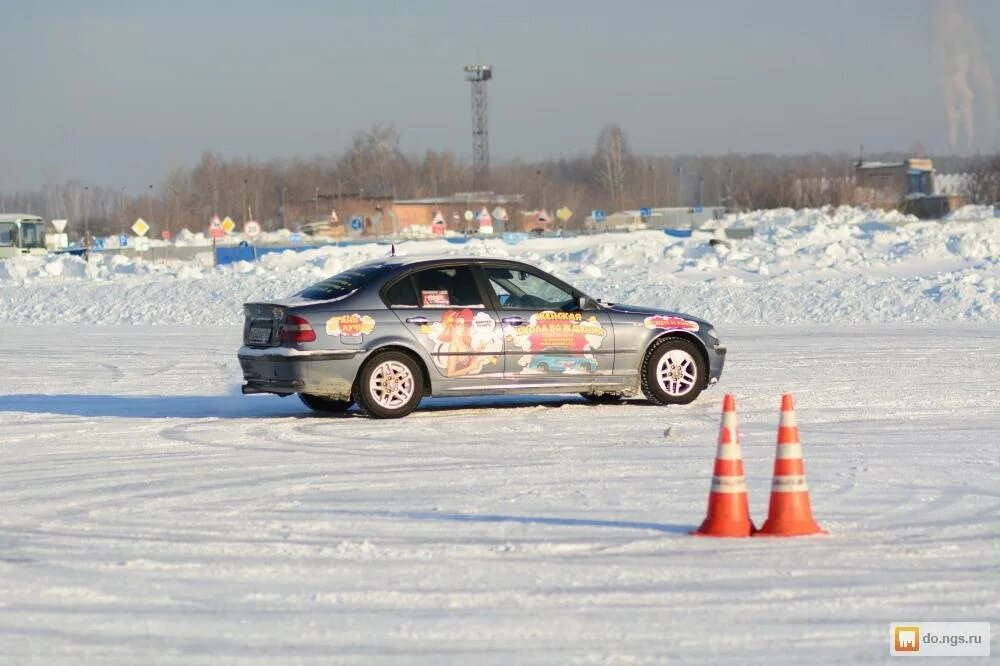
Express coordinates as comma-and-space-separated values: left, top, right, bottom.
1, 123, 998, 237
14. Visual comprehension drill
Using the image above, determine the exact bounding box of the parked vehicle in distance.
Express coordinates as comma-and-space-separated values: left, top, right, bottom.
238, 256, 726, 418
0, 214, 47, 259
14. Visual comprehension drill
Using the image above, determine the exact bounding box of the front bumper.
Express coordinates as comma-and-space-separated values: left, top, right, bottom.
707, 343, 726, 386
238, 346, 363, 399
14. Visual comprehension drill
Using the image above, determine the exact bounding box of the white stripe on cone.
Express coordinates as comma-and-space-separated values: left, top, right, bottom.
771, 475, 809, 492
775, 443, 803, 459
710, 477, 748, 494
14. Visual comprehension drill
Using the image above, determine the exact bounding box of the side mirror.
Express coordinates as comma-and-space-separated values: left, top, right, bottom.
578, 295, 591, 311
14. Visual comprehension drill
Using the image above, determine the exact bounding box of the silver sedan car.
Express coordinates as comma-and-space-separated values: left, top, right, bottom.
239, 255, 726, 418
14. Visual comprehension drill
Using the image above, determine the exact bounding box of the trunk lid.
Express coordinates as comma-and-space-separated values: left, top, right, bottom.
243, 303, 287, 347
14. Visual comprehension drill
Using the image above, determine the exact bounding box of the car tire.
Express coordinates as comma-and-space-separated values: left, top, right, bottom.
298, 393, 353, 413
641, 337, 706, 406
355, 350, 424, 419
580, 392, 626, 404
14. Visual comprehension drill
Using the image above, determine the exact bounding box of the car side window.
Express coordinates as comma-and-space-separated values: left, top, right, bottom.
412, 266, 484, 308
485, 266, 575, 310
384, 277, 419, 308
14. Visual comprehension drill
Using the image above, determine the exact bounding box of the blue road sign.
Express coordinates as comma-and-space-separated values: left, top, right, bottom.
640, 207, 652, 218
94, 237, 106, 249
692, 205, 704, 213
289, 233, 303, 243
350, 215, 364, 231
593, 209, 606, 223
119, 234, 128, 247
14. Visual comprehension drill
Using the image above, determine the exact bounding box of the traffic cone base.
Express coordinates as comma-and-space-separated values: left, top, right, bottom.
692, 394, 756, 537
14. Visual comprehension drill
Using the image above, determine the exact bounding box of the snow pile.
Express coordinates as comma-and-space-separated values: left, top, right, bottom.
1, 206, 996, 325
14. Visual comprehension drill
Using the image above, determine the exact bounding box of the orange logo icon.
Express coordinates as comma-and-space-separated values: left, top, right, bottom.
894, 626, 920, 652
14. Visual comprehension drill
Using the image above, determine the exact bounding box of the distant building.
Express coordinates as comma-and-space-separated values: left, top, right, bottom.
393, 192, 525, 234
854, 158, 935, 208
854, 158, 963, 219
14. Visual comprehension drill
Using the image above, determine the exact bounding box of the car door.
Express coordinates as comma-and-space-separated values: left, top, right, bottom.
480, 264, 615, 385
386, 264, 504, 384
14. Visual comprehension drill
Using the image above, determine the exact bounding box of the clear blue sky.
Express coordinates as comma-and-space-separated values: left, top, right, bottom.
2, 0, 998, 191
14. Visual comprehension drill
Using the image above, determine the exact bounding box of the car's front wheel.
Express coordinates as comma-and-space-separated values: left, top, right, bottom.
355, 351, 424, 419
641, 337, 706, 405
299, 393, 353, 413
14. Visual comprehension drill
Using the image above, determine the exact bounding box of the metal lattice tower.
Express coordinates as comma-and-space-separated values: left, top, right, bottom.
464, 64, 492, 190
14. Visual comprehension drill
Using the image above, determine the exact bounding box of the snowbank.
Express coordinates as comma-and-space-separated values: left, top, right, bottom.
1, 207, 996, 326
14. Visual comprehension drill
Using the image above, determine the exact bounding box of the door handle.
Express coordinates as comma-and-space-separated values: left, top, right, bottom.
405, 316, 429, 325
501, 316, 525, 326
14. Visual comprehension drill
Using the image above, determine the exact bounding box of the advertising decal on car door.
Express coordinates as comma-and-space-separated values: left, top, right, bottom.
418, 309, 504, 377
503, 311, 608, 374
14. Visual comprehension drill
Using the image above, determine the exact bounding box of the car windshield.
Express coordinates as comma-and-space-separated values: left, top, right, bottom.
296, 262, 393, 301
19, 222, 46, 249
0, 223, 14, 247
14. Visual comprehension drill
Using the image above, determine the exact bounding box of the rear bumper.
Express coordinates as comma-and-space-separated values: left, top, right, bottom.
238, 346, 363, 399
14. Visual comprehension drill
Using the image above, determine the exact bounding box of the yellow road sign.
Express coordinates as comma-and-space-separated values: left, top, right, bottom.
222, 217, 236, 234
556, 207, 573, 222
131, 218, 150, 236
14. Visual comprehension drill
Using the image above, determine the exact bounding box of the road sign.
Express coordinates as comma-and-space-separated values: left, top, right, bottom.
134, 236, 149, 252
161, 230, 171, 241
640, 207, 652, 218
432, 210, 446, 226
210, 215, 222, 228
463, 210, 474, 222
556, 207, 573, 222
119, 234, 129, 247
492, 207, 508, 222
209, 216, 224, 239
538, 209, 550, 223
350, 215, 364, 231
330, 209, 339, 223
51, 219, 68, 233
131, 218, 150, 236
477, 207, 492, 225
94, 237, 106, 249
593, 209, 606, 223
244, 221, 262, 238
222, 217, 236, 234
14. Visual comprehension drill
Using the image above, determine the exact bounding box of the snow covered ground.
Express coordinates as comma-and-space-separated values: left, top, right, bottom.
1, 206, 998, 662
1, 325, 997, 663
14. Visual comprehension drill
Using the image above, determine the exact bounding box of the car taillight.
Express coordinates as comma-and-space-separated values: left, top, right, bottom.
279, 315, 316, 343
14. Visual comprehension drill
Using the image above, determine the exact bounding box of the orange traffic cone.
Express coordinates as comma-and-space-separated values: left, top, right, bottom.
755, 394, 826, 537
693, 394, 756, 537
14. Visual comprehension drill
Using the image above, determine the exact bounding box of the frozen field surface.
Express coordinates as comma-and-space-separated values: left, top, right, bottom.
1, 325, 997, 664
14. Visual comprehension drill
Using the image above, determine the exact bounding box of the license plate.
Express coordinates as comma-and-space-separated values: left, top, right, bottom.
248, 325, 271, 344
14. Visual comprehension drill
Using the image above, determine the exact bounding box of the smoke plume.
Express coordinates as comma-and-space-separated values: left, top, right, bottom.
935, 0, 999, 151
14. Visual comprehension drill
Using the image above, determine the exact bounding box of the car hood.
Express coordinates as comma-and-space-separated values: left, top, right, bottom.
601, 303, 711, 328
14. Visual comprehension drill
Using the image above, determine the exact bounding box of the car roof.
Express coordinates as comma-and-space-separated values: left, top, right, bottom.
365, 254, 536, 269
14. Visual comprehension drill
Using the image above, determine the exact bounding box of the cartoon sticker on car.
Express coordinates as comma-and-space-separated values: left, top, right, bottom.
419, 309, 503, 377
526, 354, 598, 374
326, 313, 376, 336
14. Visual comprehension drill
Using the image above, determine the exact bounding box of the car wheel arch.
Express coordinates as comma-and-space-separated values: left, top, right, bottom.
359, 344, 432, 396
643, 331, 710, 388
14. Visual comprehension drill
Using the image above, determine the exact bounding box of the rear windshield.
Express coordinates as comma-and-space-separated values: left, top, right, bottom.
296, 262, 393, 301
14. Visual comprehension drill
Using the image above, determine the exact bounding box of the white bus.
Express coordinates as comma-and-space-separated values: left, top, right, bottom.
0, 214, 47, 258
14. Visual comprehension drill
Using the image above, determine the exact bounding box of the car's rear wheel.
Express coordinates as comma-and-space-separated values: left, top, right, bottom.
298, 393, 353, 413
355, 351, 424, 419
580, 392, 626, 404
641, 337, 706, 405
